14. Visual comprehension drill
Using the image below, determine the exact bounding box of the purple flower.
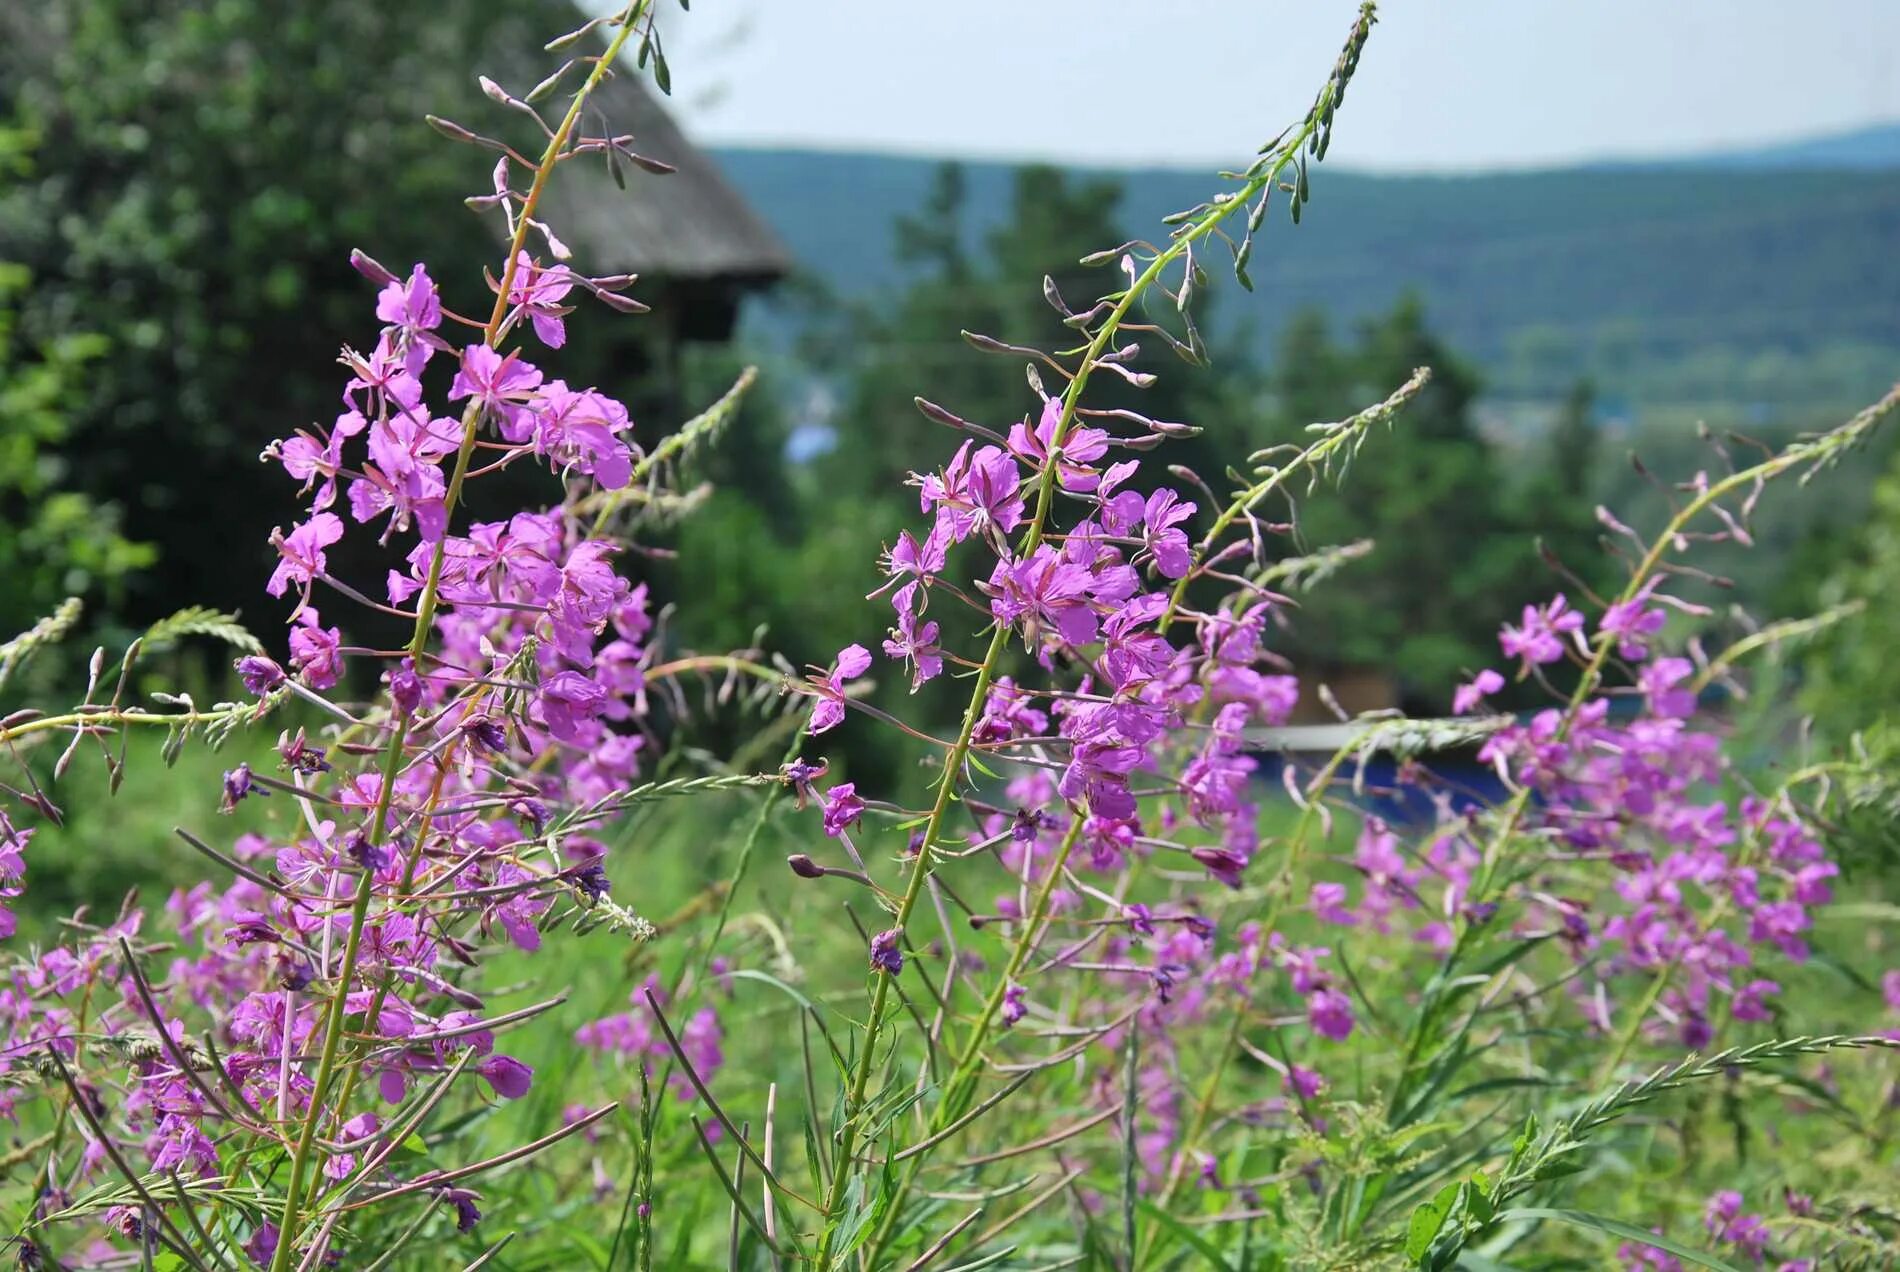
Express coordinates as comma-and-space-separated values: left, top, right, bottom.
449, 344, 543, 435
987, 546, 1097, 645
1452, 668, 1504, 715
1601, 586, 1667, 660
1703, 1190, 1743, 1237
809, 644, 872, 735
1640, 656, 1697, 719
883, 586, 944, 689
1001, 983, 1027, 1026
287, 610, 344, 690
235, 655, 286, 696
538, 671, 608, 743
376, 263, 442, 374
1499, 593, 1585, 668
225, 914, 279, 946
1731, 978, 1778, 1022
387, 658, 424, 715
506, 253, 575, 349
1138, 488, 1197, 579
869, 928, 904, 975
1306, 988, 1355, 1041
439, 1185, 483, 1233
220, 763, 266, 814
267, 512, 344, 599
916, 442, 1026, 543
1191, 845, 1248, 889
1310, 881, 1357, 926
478, 1054, 534, 1100
244, 1222, 280, 1269
278, 728, 330, 774
880, 524, 948, 589
1286, 1065, 1326, 1101
784, 756, 829, 805
821, 783, 865, 838
1007, 396, 1109, 491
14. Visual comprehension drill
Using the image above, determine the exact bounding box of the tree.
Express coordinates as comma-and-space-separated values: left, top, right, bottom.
1268, 297, 1537, 700
0, 0, 585, 626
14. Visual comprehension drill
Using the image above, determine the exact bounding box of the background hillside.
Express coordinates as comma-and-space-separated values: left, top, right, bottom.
715, 126, 1900, 412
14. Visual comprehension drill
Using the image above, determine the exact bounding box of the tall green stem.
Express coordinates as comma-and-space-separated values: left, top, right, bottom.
813, 115, 1342, 1269
1385, 384, 1900, 1117
268, 8, 651, 1263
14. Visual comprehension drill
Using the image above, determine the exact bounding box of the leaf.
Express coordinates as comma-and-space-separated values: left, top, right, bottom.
1135, 1198, 1238, 1272
142, 605, 263, 654
721, 967, 819, 1012
1406, 1181, 1461, 1262
1495, 1209, 1745, 1271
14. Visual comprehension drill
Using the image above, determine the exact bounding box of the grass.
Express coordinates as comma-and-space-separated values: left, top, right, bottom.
9, 714, 1900, 1268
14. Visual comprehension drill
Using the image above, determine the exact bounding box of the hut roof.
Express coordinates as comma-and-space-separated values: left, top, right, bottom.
535, 72, 791, 286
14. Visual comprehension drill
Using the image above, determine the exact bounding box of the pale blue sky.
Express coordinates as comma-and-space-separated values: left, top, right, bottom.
650, 1, 1900, 171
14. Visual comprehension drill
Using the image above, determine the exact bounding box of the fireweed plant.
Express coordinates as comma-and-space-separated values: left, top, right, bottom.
3, 2, 1900, 1268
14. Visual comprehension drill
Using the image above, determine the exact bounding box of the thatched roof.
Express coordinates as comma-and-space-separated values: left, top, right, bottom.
537, 72, 791, 286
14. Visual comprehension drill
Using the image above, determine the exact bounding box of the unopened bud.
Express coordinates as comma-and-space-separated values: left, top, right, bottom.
425, 115, 478, 144
349, 249, 399, 287
786, 854, 825, 880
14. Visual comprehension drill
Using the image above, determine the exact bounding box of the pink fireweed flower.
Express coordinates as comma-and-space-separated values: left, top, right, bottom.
875, 524, 949, 600
0, 814, 30, 940
1136, 488, 1197, 579
527, 381, 635, 489
477, 1054, 534, 1100
1006, 397, 1110, 492
869, 928, 904, 975
808, 644, 872, 735
821, 783, 864, 838
504, 252, 575, 349
1499, 593, 1586, 668
1601, 583, 1668, 660
449, 344, 544, 438
376, 262, 443, 374
267, 512, 344, 600
537, 671, 608, 744
1310, 882, 1357, 926
1639, 656, 1697, 719
986, 545, 1098, 646
1452, 668, 1504, 715
1306, 987, 1355, 1041
915, 442, 1026, 544
287, 609, 344, 690
883, 585, 944, 689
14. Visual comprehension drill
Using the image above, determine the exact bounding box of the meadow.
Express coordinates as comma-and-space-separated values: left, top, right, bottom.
4, 3, 1900, 1270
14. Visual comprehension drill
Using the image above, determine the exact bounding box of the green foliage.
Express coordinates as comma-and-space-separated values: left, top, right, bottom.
0, 0, 581, 625
1802, 444, 1900, 739
717, 149, 1900, 408
1262, 300, 1605, 697
0, 261, 152, 641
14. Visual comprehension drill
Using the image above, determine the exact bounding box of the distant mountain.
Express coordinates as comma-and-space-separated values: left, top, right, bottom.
714, 133, 1900, 409
1618, 122, 1900, 172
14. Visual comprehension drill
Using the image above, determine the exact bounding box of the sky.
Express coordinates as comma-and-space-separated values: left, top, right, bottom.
648, 1, 1900, 172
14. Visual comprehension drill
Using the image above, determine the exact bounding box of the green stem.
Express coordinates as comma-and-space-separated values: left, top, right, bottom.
1385, 386, 1900, 1117
268, 7, 651, 1264
817, 123, 1330, 1269
860, 818, 1086, 1264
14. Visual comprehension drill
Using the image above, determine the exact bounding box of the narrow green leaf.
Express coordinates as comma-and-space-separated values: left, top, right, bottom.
1496, 1209, 1744, 1271
1135, 1198, 1238, 1272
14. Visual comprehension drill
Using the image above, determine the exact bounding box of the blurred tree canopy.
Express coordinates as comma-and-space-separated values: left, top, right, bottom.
2, 0, 1610, 723
0, 0, 576, 630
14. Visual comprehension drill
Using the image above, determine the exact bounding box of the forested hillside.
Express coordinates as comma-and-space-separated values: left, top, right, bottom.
717, 140, 1900, 407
